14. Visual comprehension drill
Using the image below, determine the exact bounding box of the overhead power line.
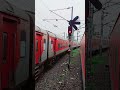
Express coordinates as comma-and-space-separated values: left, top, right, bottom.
51, 7, 72, 11
49, 10, 69, 22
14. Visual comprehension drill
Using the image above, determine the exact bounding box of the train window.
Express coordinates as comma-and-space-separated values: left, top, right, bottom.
20, 31, 26, 58
2, 32, 8, 63
43, 39, 46, 51
44, 39, 46, 43
51, 40, 53, 50
43, 43, 45, 51
51, 44, 53, 50
36, 40, 38, 51
60, 44, 61, 48
51, 40, 53, 44
58, 44, 60, 49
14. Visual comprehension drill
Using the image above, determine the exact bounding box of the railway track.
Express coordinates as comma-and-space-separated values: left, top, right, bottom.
35, 48, 83, 90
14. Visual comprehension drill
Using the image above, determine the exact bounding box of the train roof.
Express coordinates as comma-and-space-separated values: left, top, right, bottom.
35, 26, 68, 40
25, 10, 35, 23
35, 26, 48, 35
0, 0, 29, 20
56, 35, 67, 41
47, 31, 56, 38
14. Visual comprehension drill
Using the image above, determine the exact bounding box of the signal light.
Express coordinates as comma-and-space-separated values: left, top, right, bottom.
68, 26, 72, 37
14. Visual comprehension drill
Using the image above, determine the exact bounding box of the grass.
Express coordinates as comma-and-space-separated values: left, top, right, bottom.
70, 48, 79, 65
86, 53, 109, 90
92, 55, 107, 64
71, 48, 79, 57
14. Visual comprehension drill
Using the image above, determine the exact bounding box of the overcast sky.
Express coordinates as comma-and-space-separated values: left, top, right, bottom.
35, 0, 85, 41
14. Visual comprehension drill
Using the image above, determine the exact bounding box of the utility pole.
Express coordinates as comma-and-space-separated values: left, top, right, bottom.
62, 32, 66, 39
77, 31, 79, 41
68, 6, 73, 69
64, 32, 65, 39
77, 31, 80, 41
71, 6, 73, 40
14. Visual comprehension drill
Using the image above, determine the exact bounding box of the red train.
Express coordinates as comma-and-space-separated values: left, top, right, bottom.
109, 13, 120, 90
0, 0, 34, 89
35, 26, 80, 80
79, 33, 85, 89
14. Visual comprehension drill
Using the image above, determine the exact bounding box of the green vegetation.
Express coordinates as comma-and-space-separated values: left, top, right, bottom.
71, 48, 79, 57
86, 53, 109, 90
70, 48, 80, 65
92, 55, 107, 64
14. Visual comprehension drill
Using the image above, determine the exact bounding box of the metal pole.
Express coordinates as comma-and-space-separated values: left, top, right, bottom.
71, 7, 73, 22
64, 32, 65, 39
71, 7, 74, 40
68, 6, 73, 69
77, 31, 79, 41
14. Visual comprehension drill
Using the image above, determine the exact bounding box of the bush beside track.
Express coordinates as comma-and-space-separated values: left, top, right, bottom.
86, 51, 111, 90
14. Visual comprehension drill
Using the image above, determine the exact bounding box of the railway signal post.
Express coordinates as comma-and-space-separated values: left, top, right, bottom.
48, 6, 80, 69
68, 15, 80, 69
68, 26, 72, 69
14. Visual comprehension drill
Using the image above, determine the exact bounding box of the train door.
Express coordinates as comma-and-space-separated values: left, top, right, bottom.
0, 18, 17, 89
35, 33, 42, 64
54, 38, 56, 56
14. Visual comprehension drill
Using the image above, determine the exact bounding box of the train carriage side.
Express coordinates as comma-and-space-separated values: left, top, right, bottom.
109, 13, 120, 90
25, 11, 35, 84
64, 39, 69, 51
80, 34, 85, 90
0, 0, 31, 89
47, 31, 56, 61
62, 39, 69, 53
55, 35, 69, 56
35, 26, 48, 65
35, 26, 43, 65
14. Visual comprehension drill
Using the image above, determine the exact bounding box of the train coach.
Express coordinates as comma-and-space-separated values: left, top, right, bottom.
109, 13, 120, 90
79, 33, 85, 90
35, 26, 72, 80
79, 33, 109, 89
0, 0, 34, 89
35, 25, 81, 76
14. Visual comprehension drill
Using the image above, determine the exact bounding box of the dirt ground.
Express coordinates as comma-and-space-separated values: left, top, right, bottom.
35, 48, 83, 90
